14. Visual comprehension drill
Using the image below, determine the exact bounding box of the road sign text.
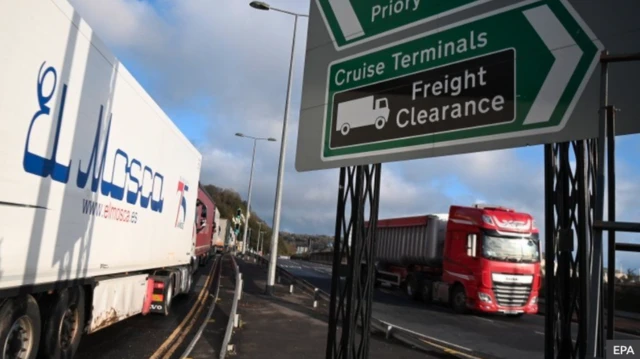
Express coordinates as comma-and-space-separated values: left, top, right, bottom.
372, 0, 420, 24
316, 0, 490, 50
329, 49, 515, 149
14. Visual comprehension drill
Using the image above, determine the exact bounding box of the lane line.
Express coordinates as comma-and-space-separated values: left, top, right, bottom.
180, 258, 223, 359
149, 259, 216, 359
473, 316, 495, 323
418, 339, 483, 359
165, 260, 221, 359
378, 320, 472, 352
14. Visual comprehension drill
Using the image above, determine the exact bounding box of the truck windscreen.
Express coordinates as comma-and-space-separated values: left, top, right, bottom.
482, 234, 540, 263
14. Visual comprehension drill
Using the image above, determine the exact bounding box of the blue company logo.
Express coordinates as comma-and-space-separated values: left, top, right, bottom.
23, 61, 165, 213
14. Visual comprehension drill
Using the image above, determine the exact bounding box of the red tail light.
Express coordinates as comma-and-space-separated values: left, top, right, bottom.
154, 282, 165, 289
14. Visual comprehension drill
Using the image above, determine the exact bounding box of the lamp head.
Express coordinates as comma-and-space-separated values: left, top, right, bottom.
249, 1, 270, 10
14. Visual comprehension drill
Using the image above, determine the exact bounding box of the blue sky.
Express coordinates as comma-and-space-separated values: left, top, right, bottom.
69, 0, 639, 271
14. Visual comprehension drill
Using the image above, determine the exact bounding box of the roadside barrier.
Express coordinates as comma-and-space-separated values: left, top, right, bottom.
219, 253, 243, 359
246, 252, 487, 359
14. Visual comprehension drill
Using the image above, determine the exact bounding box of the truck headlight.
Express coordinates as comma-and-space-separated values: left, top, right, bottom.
530, 296, 538, 305
478, 292, 492, 303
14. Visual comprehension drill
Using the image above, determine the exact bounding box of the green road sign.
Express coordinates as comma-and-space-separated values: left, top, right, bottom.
320, 0, 601, 162
317, 0, 493, 50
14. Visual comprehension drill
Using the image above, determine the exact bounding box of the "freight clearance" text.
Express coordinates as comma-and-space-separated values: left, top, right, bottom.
396, 66, 506, 128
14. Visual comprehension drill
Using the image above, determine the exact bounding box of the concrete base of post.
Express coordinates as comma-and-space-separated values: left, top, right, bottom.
385, 325, 393, 339
265, 284, 275, 296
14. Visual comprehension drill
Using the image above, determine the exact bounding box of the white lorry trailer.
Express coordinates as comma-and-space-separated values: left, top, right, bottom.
0, 1, 204, 358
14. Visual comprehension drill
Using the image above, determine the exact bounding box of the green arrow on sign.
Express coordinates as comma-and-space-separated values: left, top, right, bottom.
317, 0, 493, 50
321, 0, 602, 161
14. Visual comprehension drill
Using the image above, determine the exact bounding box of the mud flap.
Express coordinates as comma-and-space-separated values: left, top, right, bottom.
148, 276, 170, 314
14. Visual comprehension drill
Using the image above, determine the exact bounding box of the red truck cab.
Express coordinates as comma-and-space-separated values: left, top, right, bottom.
372, 204, 541, 317
194, 185, 216, 266
443, 204, 541, 316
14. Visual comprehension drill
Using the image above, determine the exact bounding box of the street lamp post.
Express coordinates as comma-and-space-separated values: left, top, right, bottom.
235, 133, 276, 255
257, 222, 262, 252
249, 0, 308, 296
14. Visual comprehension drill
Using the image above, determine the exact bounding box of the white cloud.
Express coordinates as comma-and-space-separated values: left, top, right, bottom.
69, 0, 640, 269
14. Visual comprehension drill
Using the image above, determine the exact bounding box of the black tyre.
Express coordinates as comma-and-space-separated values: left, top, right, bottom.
450, 285, 469, 314
405, 276, 421, 301
421, 280, 433, 304
163, 278, 174, 316
0, 295, 42, 359
182, 273, 193, 296
40, 286, 86, 359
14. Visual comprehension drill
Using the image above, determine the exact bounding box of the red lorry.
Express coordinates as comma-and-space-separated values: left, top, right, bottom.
371, 204, 541, 317
194, 184, 217, 265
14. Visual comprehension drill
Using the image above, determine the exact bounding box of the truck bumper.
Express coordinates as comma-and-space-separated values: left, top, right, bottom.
472, 292, 539, 315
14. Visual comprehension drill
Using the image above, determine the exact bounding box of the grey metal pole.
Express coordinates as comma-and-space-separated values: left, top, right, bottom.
266, 14, 298, 295
241, 139, 257, 255
260, 231, 265, 254
257, 222, 262, 252
257, 231, 260, 254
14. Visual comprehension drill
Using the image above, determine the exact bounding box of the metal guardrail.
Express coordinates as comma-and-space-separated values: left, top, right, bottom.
537, 298, 640, 321
246, 253, 483, 358
293, 255, 640, 322
219, 254, 243, 359
250, 253, 328, 303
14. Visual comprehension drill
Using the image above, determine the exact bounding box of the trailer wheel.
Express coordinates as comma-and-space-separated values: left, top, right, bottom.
450, 285, 469, 314
405, 276, 421, 301
183, 273, 193, 295
0, 295, 41, 359
421, 280, 433, 304
162, 278, 174, 316
41, 286, 85, 359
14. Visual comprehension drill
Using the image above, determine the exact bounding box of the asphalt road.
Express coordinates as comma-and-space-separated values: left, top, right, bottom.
75, 258, 219, 359
279, 259, 640, 359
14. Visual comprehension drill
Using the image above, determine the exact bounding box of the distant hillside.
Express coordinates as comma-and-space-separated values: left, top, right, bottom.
279, 231, 334, 252
203, 184, 331, 255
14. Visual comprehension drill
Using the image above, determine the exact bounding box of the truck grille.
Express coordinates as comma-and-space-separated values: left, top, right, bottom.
493, 283, 531, 307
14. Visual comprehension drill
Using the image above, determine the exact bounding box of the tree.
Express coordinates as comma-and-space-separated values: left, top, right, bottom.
203, 184, 292, 255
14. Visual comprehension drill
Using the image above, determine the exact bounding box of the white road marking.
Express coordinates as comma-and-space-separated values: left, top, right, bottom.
377, 320, 473, 352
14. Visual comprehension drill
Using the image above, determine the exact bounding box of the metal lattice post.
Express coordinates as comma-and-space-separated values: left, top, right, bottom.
326, 164, 381, 359
544, 138, 600, 359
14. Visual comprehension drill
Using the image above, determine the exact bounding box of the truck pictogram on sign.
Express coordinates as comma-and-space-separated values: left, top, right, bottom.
336, 96, 389, 136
